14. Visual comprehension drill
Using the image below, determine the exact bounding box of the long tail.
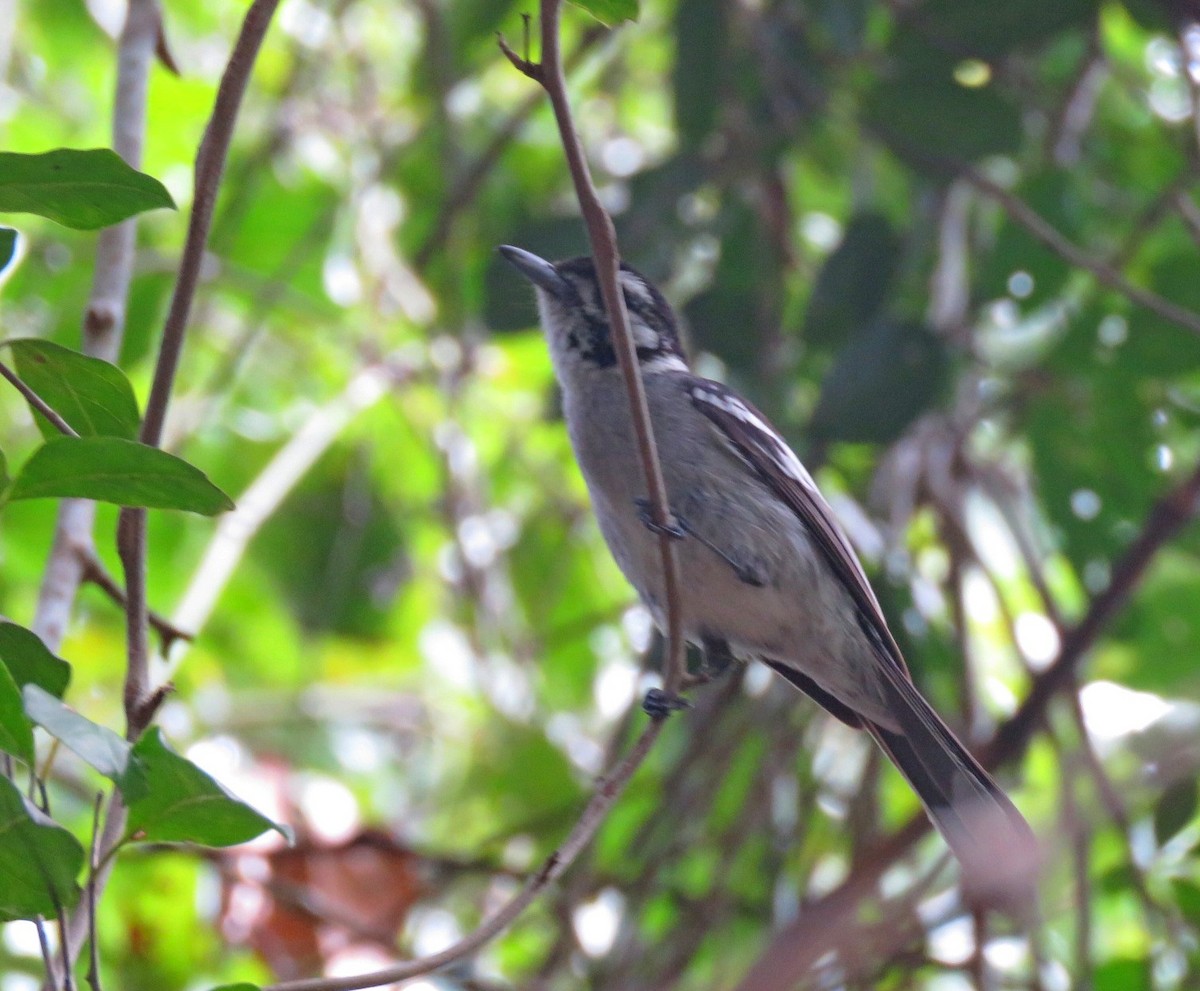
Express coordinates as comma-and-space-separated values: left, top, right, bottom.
767, 657, 1038, 904
865, 666, 1038, 904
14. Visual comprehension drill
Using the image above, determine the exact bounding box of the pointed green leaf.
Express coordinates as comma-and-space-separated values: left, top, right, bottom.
22, 686, 148, 802
0, 227, 15, 274
0, 149, 174, 230
126, 729, 291, 846
567, 0, 637, 25
0, 622, 71, 698
1154, 778, 1197, 845
0, 664, 34, 762
7, 436, 234, 515
7, 339, 140, 439
0, 447, 8, 489
0, 776, 84, 921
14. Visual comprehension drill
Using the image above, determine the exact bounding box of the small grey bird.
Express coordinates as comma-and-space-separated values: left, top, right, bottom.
500, 245, 1036, 893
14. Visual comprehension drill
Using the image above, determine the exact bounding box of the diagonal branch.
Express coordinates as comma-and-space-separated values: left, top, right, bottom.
261, 718, 665, 991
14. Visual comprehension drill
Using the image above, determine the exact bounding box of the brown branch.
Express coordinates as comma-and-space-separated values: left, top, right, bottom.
84, 793, 104, 991
76, 549, 192, 653
0, 361, 79, 438
955, 163, 1200, 338
262, 718, 665, 991
50, 2, 282, 982
120, 0, 282, 735
262, 7, 686, 988
502, 0, 687, 694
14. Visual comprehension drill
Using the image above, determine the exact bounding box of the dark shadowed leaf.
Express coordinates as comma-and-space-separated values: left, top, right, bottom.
7, 436, 234, 514
0, 227, 15, 273
0, 664, 33, 762
7, 339, 140, 439
0, 148, 174, 230
804, 213, 901, 348
0, 776, 84, 921
126, 729, 291, 846
809, 320, 948, 443
862, 32, 1021, 161
911, 0, 1096, 57
673, 0, 728, 147
1153, 777, 1197, 845
568, 0, 637, 25
0, 621, 71, 698
22, 685, 149, 802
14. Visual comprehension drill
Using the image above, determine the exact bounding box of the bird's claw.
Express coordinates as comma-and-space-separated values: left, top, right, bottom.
634, 497, 686, 540
642, 687, 691, 719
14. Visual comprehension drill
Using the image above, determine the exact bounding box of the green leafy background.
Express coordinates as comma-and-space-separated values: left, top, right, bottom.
3, 0, 1200, 988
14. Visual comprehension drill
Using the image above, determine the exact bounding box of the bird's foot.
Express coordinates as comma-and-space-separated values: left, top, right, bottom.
634, 497, 686, 540
642, 687, 691, 719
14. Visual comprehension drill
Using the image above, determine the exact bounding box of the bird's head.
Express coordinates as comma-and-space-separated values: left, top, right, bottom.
499, 245, 687, 374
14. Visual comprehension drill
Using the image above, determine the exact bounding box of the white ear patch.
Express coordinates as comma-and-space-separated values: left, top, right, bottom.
631, 314, 659, 350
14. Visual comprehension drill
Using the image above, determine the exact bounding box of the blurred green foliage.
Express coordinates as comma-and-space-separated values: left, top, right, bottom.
3, 0, 1200, 989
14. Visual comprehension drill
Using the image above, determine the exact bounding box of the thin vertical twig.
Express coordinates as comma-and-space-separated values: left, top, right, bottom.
85, 793, 105, 991
499, 1, 687, 694
120, 0, 283, 736
34, 916, 57, 990
54, 2, 284, 978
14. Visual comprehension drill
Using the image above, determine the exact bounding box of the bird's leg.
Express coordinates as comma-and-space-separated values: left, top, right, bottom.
633, 497, 686, 539
642, 687, 691, 719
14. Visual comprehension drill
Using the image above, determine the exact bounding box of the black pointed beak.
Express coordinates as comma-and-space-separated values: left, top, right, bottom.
498, 245, 570, 297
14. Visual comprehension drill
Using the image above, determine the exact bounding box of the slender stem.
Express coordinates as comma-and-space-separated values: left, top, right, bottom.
138, 0, 282, 450
263, 719, 665, 991
85, 793, 104, 991
957, 163, 1200, 338
261, 10, 687, 988
502, 0, 687, 693
34, 916, 57, 990
55, 2, 283, 979
0, 361, 79, 438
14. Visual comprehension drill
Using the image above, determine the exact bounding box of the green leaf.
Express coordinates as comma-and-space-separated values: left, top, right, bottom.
809, 320, 947, 444
804, 213, 901, 348
567, 0, 637, 25
0, 664, 34, 762
6, 436, 234, 515
0, 622, 71, 698
1094, 957, 1151, 991
1153, 777, 1197, 845
126, 729, 291, 846
0, 776, 84, 922
205, 985, 263, 991
672, 0, 728, 147
0, 149, 175, 231
1172, 879, 1200, 928
22, 686, 149, 802
0, 226, 15, 274
0, 447, 8, 489
861, 32, 1021, 161
7, 339, 140, 439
